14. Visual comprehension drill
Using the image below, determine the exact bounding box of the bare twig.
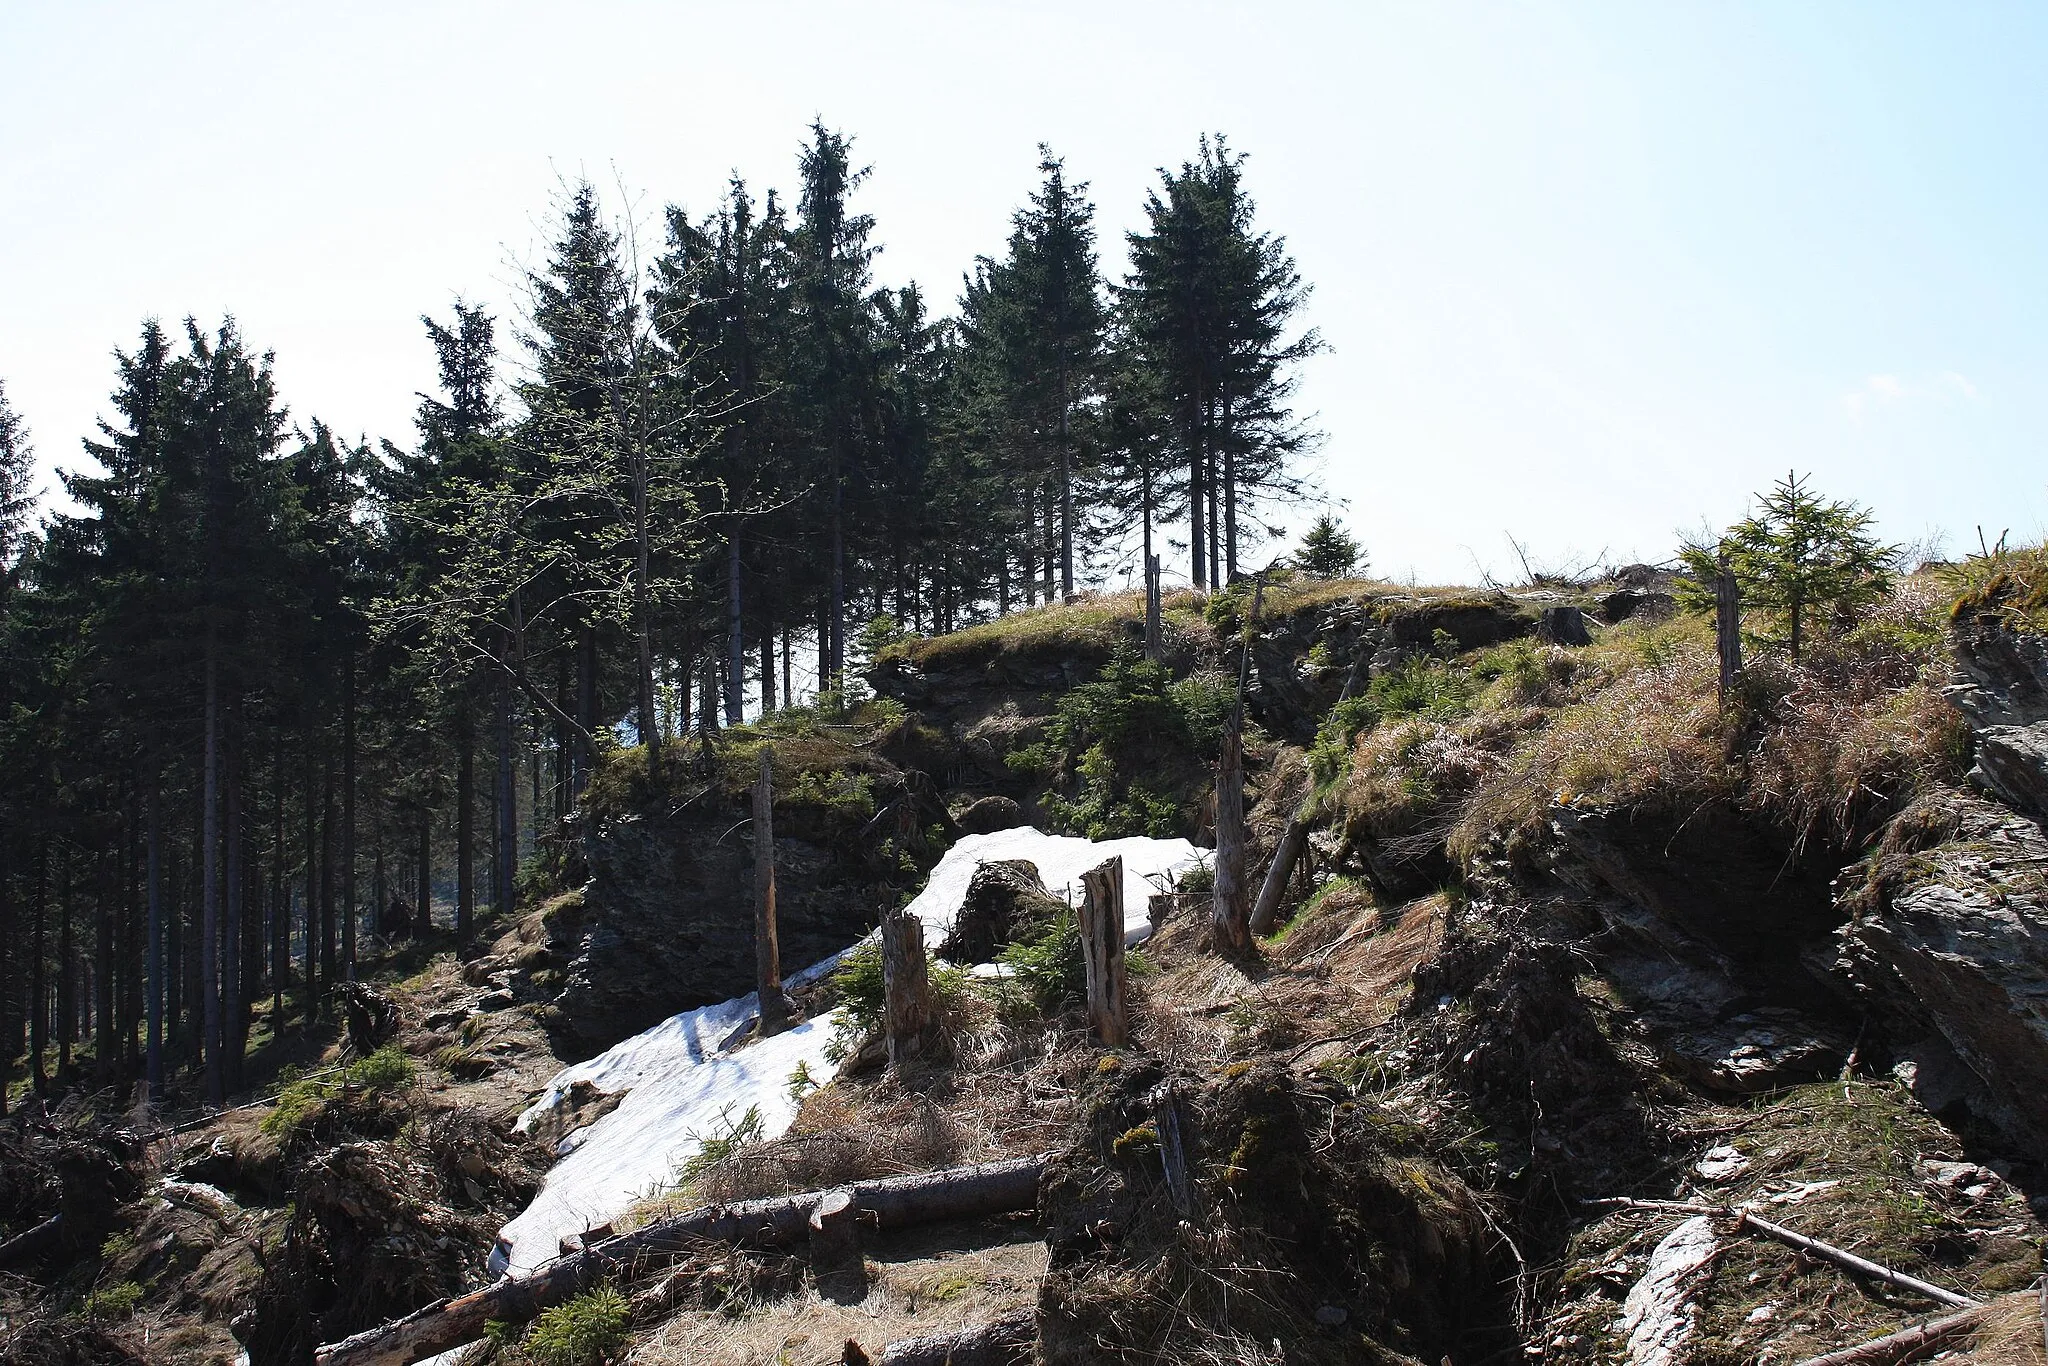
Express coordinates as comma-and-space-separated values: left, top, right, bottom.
1581, 1197, 1979, 1309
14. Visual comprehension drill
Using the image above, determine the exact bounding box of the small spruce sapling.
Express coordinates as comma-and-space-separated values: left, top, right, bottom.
1679, 472, 1894, 660
1294, 513, 1362, 580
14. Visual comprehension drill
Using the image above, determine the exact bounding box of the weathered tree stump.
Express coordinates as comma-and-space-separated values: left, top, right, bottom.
1211, 717, 1249, 954
808, 1187, 867, 1300
881, 906, 932, 1067
1078, 857, 1128, 1046
1715, 552, 1744, 703
755, 748, 787, 1036
1144, 553, 1163, 662
1150, 1080, 1200, 1220
1538, 604, 1592, 646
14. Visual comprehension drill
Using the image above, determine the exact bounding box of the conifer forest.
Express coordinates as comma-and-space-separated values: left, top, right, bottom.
0, 126, 1322, 1111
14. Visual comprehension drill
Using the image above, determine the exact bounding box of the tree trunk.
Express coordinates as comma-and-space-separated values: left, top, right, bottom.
303, 738, 318, 1021
1078, 857, 1128, 1046
761, 621, 777, 713
341, 652, 356, 980
94, 852, 114, 1084
1211, 579, 1263, 953
312, 1156, 1048, 1366
497, 674, 516, 920
270, 742, 286, 1028
456, 711, 474, 946
1716, 552, 1744, 702
727, 536, 746, 725
754, 749, 786, 1037
28, 838, 44, 1094
201, 643, 222, 1106
146, 782, 163, 1104
318, 758, 336, 1017
1144, 553, 1162, 663
224, 722, 244, 1090
1187, 404, 1205, 591
1211, 716, 1248, 954
880, 906, 931, 1067
415, 806, 431, 937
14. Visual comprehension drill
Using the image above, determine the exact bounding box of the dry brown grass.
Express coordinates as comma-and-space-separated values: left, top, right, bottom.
628, 1226, 1047, 1365
1964, 1292, 2048, 1366
1437, 581, 1966, 862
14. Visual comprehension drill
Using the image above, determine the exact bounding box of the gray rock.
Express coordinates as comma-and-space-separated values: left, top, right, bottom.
1838, 789, 2048, 1152
1659, 1010, 1849, 1094
1948, 619, 2048, 728
957, 794, 1025, 835
1970, 722, 2048, 820
937, 859, 1064, 964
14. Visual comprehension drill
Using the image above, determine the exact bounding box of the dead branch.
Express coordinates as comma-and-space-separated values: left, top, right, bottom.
1582, 1197, 1979, 1310
1785, 1306, 1990, 1366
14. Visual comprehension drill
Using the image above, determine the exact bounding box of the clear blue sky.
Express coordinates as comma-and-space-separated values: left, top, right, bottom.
3, 1, 2043, 584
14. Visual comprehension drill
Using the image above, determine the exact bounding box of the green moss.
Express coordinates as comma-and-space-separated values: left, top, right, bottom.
1113, 1122, 1160, 1160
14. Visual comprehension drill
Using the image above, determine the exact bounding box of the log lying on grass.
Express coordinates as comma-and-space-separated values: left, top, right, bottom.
314, 1154, 1049, 1366
1584, 1197, 1980, 1310
878, 1307, 1035, 1365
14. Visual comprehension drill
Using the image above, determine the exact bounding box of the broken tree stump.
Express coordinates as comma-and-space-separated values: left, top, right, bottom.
1716, 549, 1744, 703
1150, 1080, 1200, 1220
1144, 553, 1163, 662
809, 1187, 866, 1299
1212, 577, 1264, 955
1538, 604, 1592, 646
1211, 715, 1249, 954
1078, 857, 1128, 1047
878, 1308, 1035, 1365
755, 747, 787, 1036
881, 905, 932, 1067
313, 1154, 1048, 1366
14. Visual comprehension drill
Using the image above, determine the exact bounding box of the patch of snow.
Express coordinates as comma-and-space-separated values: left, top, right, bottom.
898, 827, 1200, 947
492, 829, 1198, 1277
1617, 1215, 1718, 1366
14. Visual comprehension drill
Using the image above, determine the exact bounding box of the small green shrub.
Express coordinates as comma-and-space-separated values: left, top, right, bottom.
519, 1285, 630, 1366
260, 1044, 416, 1138
786, 1060, 820, 1105
998, 915, 1085, 1013
822, 940, 974, 1060
673, 1104, 765, 1188
79, 1281, 144, 1320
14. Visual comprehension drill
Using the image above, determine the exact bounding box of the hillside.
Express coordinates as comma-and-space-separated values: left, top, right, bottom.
4, 566, 2046, 1365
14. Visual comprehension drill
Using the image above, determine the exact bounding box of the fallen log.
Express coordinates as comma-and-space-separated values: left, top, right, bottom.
314, 1153, 1048, 1366
1786, 1306, 1989, 1366
1582, 1197, 1979, 1310
878, 1308, 1035, 1365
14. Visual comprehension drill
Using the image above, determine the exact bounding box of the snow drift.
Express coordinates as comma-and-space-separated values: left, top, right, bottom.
492, 828, 1199, 1274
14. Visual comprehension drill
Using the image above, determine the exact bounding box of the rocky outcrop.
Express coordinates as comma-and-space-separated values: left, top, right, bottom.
1546, 803, 1854, 1092
1950, 617, 2048, 819
555, 753, 953, 1056
1836, 788, 2048, 1151
936, 859, 1064, 964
